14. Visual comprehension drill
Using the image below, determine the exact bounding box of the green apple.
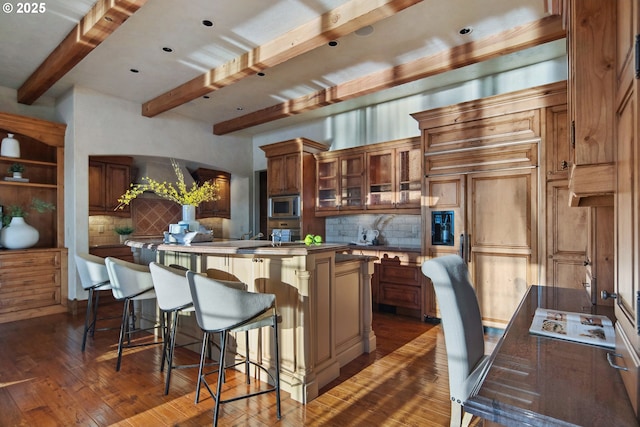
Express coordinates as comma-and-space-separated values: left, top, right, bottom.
313, 235, 322, 244
304, 234, 314, 245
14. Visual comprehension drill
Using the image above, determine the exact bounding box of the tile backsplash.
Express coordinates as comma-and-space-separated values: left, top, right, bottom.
325, 214, 421, 247
89, 197, 223, 246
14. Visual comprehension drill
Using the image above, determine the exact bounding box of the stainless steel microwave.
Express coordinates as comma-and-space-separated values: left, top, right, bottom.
268, 195, 300, 218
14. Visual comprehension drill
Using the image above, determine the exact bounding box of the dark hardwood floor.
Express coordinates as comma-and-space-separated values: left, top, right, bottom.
0, 298, 485, 426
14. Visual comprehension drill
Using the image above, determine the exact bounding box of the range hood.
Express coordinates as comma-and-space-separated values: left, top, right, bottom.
568, 163, 615, 207
134, 158, 195, 187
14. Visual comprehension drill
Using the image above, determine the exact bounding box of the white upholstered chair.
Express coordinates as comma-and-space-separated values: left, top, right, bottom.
186, 270, 281, 426
75, 253, 113, 351
421, 255, 490, 427
104, 257, 161, 371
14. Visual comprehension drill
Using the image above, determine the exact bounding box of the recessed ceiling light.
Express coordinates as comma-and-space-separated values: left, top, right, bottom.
237, 107, 244, 111
328, 40, 338, 47
130, 68, 139, 73
459, 27, 473, 35
355, 25, 374, 36
257, 72, 266, 77
162, 47, 173, 53
203, 95, 210, 99
202, 19, 214, 27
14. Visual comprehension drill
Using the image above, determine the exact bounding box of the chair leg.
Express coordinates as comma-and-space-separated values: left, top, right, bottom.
213, 330, 228, 427
116, 298, 130, 372
273, 315, 281, 420
244, 330, 250, 385
91, 290, 101, 337
450, 400, 462, 427
160, 311, 170, 372
81, 287, 94, 352
164, 311, 180, 395
461, 411, 473, 427
195, 331, 209, 404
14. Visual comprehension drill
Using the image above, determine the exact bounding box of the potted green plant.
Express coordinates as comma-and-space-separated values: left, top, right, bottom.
115, 225, 135, 244
7, 162, 25, 179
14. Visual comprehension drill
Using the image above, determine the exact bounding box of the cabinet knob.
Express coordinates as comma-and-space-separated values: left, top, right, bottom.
601, 290, 618, 300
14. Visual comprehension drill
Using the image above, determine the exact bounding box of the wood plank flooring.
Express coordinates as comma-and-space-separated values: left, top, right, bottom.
0, 299, 486, 426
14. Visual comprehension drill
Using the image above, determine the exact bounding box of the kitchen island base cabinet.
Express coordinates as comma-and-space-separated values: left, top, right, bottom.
130, 241, 377, 404
199, 253, 376, 404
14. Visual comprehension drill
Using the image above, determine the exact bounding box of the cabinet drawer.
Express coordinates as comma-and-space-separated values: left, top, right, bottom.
0, 269, 61, 314
379, 264, 421, 285
379, 283, 421, 310
0, 251, 60, 270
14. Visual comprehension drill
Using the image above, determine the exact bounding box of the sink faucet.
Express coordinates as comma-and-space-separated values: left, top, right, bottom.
250, 232, 264, 240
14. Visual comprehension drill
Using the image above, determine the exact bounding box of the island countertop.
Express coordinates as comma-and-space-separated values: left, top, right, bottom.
125, 238, 350, 256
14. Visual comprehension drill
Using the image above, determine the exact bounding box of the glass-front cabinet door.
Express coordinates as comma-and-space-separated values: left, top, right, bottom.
316, 157, 339, 211
396, 144, 422, 209
366, 148, 395, 209
340, 153, 365, 211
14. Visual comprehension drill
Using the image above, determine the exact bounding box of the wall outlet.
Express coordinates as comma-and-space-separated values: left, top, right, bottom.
98, 225, 104, 233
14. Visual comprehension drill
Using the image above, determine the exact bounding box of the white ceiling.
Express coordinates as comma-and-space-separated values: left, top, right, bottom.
0, 0, 565, 135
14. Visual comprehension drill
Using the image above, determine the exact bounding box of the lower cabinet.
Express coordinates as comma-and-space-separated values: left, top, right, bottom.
89, 245, 134, 263
374, 254, 434, 321
0, 248, 68, 324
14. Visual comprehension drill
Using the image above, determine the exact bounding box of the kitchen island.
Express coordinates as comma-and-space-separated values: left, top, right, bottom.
126, 239, 377, 403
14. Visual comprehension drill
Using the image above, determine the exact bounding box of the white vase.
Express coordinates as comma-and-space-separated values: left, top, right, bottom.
12, 171, 21, 179
181, 204, 199, 231
1, 133, 20, 158
0, 217, 39, 249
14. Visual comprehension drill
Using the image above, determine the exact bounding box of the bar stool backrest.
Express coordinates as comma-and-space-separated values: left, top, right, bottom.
186, 271, 275, 332
105, 257, 153, 300
76, 253, 110, 290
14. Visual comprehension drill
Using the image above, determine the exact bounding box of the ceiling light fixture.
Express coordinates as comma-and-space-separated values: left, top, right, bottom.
236, 107, 244, 111
257, 72, 266, 77
459, 27, 473, 35
355, 25, 374, 36
203, 95, 210, 99
162, 47, 173, 53
130, 68, 139, 73
328, 40, 338, 47
202, 19, 214, 27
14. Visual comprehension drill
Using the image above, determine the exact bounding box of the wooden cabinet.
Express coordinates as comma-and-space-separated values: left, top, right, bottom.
567, 0, 616, 206
316, 151, 365, 213
614, 0, 640, 417
267, 152, 301, 195
376, 256, 422, 316
89, 245, 134, 263
191, 168, 231, 219
261, 138, 328, 238
88, 156, 133, 216
315, 137, 421, 216
0, 112, 67, 324
366, 138, 421, 210
413, 85, 567, 328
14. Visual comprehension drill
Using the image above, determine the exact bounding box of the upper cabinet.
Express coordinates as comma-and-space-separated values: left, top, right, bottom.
191, 168, 231, 219
567, 0, 616, 206
366, 139, 421, 210
316, 151, 365, 213
267, 152, 301, 195
89, 156, 133, 216
315, 137, 421, 216
261, 138, 328, 197
261, 138, 327, 199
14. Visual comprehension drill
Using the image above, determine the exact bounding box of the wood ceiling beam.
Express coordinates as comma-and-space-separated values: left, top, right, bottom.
141, 0, 423, 118
17, 0, 147, 105
213, 15, 565, 135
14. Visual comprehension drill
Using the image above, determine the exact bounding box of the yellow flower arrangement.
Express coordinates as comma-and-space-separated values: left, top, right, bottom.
116, 159, 220, 209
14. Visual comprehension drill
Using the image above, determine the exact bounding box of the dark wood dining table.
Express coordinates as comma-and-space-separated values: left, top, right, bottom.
465, 285, 639, 427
